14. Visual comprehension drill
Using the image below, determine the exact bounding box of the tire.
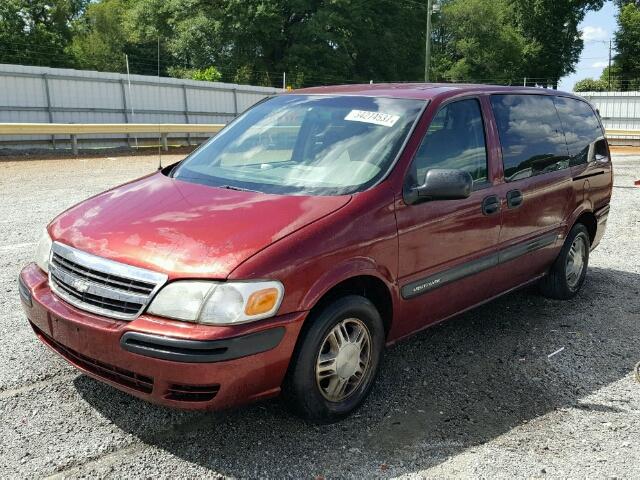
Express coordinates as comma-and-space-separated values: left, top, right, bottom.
284, 295, 385, 423
539, 223, 590, 300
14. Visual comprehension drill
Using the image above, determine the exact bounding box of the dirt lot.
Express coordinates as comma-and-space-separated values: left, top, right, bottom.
0, 150, 639, 479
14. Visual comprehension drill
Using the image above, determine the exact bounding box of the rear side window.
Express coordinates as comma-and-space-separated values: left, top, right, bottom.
411, 98, 488, 187
490, 95, 569, 182
554, 96, 604, 165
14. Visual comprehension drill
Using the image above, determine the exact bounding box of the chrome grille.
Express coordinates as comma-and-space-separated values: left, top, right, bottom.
49, 242, 167, 320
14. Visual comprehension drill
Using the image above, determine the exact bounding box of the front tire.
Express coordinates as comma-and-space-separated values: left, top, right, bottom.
284, 295, 385, 423
539, 223, 590, 299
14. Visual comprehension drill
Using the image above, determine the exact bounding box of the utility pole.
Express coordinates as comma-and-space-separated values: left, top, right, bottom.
424, 0, 433, 82
608, 38, 612, 90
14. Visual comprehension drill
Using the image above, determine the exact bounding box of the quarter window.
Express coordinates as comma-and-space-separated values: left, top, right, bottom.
554, 96, 604, 165
411, 98, 488, 187
490, 95, 569, 181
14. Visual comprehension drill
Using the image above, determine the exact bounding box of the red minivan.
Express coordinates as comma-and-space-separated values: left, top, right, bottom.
19, 84, 612, 422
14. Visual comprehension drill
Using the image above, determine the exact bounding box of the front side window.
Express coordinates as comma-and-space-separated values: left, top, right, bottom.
410, 98, 488, 187
554, 96, 604, 165
172, 95, 425, 195
491, 94, 569, 181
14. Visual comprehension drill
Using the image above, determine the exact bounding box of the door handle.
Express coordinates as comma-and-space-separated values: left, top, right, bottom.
506, 189, 523, 209
482, 195, 500, 215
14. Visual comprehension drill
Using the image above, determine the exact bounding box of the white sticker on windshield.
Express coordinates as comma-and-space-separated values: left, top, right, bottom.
344, 110, 400, 127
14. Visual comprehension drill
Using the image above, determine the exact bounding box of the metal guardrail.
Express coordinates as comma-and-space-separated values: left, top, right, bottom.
605, 128, 640, 138
0, 123, 225, 154
0, 123, 639, 155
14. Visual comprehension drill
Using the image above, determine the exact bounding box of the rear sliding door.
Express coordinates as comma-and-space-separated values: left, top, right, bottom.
489, 94, 574, 286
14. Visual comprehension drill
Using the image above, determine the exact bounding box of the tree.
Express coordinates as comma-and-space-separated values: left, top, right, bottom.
10, 0, 607, 89
0, 0, 88, 67
68, 0, 172, 76
67, 0, 128, 73
122, 0, 425, 87
574, 78, 608, 91
431, 0, 529, 84
599, 64, 622, 90
614, 2, 640, 90
512, 0, 604, 87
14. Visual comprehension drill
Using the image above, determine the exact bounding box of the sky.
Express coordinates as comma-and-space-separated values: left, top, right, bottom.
558, 1, 619, 92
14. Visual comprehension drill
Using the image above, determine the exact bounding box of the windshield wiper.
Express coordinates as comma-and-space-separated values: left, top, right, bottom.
218, 184, 263, 193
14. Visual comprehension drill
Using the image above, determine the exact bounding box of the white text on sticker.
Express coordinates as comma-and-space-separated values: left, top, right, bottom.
344, 110, 400, 127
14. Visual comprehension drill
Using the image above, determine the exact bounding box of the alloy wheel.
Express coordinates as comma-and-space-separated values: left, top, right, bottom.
566, 235, 587, 289
315, 318, 372, 402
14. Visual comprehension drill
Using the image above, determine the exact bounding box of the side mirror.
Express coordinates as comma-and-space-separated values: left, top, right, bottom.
404, 168, 473, 205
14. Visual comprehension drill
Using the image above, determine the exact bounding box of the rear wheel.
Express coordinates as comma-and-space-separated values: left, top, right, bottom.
539, 223, 590, 299
284, 295, 384, 423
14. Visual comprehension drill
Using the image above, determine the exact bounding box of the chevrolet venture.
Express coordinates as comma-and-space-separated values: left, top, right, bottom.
19, 84, 612, 422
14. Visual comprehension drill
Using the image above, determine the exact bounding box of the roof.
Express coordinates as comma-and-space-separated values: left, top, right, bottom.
294, 83, 579, 101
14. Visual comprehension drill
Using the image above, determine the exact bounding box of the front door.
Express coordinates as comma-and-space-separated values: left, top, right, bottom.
395, 97, 502, 337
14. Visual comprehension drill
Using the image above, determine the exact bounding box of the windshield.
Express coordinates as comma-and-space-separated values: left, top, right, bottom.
171, 94, 425, 195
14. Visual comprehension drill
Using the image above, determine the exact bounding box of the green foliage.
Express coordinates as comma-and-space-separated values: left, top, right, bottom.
191, 66, 222, 82
598, 64, 623, 90
573, 78, 609, 91
430, 0, 604, 86
66, 0, 128, 72
614, 2, 640, 90
511, 0, 604, 86
0, 0, 88, 67
121, 0, 425, 87
168, 65, 223, 82
0, 0, 610, 89
573, 64, 626, 92
432, 0, 528, 84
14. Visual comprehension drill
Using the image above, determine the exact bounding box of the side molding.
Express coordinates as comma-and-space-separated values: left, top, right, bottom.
401, 232, 558, 299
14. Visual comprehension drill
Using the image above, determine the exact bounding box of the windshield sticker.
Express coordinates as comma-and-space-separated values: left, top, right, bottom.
344, 110, 400, 127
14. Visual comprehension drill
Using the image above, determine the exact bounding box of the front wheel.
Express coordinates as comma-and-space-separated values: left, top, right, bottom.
284, 295, 385, 423
539, 223, 590, 299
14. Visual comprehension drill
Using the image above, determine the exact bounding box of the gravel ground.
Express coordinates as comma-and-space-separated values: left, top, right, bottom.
0, 150, 638, 479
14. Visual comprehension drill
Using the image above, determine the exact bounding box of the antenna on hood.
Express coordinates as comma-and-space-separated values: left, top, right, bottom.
157, 36, 163, 171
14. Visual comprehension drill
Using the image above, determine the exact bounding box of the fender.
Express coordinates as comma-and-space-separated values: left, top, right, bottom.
565, 201, 595, 239
298, 256, 398, 313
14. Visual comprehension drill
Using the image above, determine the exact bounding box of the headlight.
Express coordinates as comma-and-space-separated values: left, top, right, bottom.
35, 229, 53, 273
147, 280, 284, 325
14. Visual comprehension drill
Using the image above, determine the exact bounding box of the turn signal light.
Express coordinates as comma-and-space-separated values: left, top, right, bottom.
245, 288, 279, 316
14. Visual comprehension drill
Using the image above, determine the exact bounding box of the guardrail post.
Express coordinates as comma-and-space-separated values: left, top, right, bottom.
42, 74, 56, 150
232, 87, 239, 117
71, 134, 78, 155
161, 132, 168, 151
120, 79, 132, 147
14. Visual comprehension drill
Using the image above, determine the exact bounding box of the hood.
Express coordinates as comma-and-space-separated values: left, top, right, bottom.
50, 172, 350, 278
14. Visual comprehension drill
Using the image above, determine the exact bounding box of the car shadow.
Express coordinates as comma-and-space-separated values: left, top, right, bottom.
75, 266, 639, 478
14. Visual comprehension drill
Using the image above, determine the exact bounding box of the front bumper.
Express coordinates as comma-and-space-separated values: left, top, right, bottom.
19, 263, 306, 410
